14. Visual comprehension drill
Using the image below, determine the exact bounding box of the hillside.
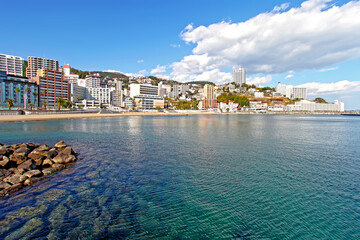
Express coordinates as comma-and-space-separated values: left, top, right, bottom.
70, 68, 128, 80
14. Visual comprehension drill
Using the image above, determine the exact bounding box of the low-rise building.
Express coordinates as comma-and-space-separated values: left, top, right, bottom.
287, 100, 345, 112
86, 87, 111, 105
219, 101, 239, 112
0, 71, 38, 108
130, 84, 164, 109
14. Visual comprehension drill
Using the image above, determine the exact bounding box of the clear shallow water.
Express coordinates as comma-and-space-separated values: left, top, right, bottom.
0, 115, 359, 239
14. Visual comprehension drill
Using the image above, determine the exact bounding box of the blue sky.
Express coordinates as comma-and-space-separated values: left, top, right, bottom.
1, 0, 360, 109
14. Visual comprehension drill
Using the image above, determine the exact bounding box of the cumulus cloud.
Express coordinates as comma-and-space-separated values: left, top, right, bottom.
170, 0, 360, 82
273, 2, 290, 12
150, 65, 167, 75
247, 75, 273, 85
297, 80, 360, 95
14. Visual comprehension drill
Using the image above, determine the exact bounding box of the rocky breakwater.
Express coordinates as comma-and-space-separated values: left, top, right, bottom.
0, 141, 78, 197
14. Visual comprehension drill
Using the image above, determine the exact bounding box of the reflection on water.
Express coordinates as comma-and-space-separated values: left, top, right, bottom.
0, 115, 360, 239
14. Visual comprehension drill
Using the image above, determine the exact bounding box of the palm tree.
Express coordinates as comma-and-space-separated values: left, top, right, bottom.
32, 91, 38, 106
42, 100, 47, 110
5, 99, 15, 110
56, 97, 65, 111
24, 88, 30, 108
14, 87, 20, 104
28, 103, 34, 111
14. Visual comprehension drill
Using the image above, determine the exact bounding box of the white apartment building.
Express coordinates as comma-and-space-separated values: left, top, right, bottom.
0, 54, 24, 76
85, 73, 101, 88
69, 83, 86, 102
254, 92, 264, 98
86, 87, 111, 104
219, 101, 239, 112
233, 67, 246, 86
130, 84, 164, 109
112, 80, 123, 107
276, 82, 307, 99
287, 100, 345, 112
62, 64, 79, 83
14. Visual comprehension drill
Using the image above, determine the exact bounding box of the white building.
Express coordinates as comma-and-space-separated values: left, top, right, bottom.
112, 80, 123, 107
287, 100, 345, 112
275, 82, 307, 99
233, 67, 246, 86
0, 54, 24, 76
181, 84, 190, 94
86, 87, 111, 105
62, 64, 79, 83
69, 83, 86, 102
173, 85, 180, 98
85, 73, 101, 88
254, 92, 264, 98
219, 101, 239, 112
249, 101, 268, 110
130, 84, 164, 109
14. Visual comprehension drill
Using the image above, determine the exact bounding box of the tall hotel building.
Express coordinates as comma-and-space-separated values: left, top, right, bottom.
0, 54, 24, 76
26, 56, 59, 78
202, 84, 217, 109
32, 69, 69, 108
233, 67, 246, 86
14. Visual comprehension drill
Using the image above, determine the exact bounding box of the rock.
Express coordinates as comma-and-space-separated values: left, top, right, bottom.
17, 159, 36, 171
34, 158, 44, 168
0, 156, 10, 168
10, 143, 23, 150
24, 170, 42, 179
9, 154, 27, 165
28, 150, 46, 161
14, 147, 31, 155
54, 141, 67, 150
0, 169, 12, 178
0, 181, 11, 190
4, 174, 27, 185
9, 167, 25, 175
52, 163, 66, 170
0, 146, 12, 156
42, 168, 59, 176
52, 147, 76, 164
0, 183, 23, 196
24, 176, 44, 186
36, 144, 51, 152
27, 143, 40, 150
42, 158, 54, 167
43, 149, 58, 159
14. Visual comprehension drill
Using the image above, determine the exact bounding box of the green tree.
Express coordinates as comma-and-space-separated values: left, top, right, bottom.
315, 97, 327, 103
4, 99, 15, 110
42, 100, 47, 110
24, 88, 30, 108
77, 95, 82, 101
28, 103, 34, 111
56, 97, 65, 111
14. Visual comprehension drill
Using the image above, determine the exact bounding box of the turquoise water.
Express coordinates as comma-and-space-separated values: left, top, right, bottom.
0, 115, 359, 239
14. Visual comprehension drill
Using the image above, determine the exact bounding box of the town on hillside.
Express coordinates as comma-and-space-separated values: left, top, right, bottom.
0, 53, 345, 113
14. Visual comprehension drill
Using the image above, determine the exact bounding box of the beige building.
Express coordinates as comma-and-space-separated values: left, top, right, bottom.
200, 84, 217, 109
0, 53, 24, 76
26, 56, 59, 78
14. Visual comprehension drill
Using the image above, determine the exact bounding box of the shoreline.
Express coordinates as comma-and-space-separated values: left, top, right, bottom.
0, 111, 348, 123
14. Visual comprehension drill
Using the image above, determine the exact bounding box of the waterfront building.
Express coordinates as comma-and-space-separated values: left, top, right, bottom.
233, 67, 246, 86
0, 54, 24, 76
254, 92, 264, 98
0, 71, 38, 108
199, 84, 217, 109
292, 87, 307, 99
86, 87, 111, 105
287, 100, 345, 112
85, 73, 101, 88
130, 84, 164, 109
111, 80, 123, 107
32, 69, 68, 108
69, 82, 86, 102
173, 85, 180, 98
26, 56, 59, 78
62, 64, 79, 83
275, 82, 307, 99
219, 101, 239, 112
249, 101, 268, 111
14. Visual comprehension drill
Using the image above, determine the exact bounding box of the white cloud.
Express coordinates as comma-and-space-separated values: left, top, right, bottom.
319, 67, 338, 72
170, 0, 360, 82
138, 69, 147, 76
285, 70, 295, 79
170, 44, 181, 48
297, 80, 360, 95
273, 3, 290, 12
103, 70, 122, 73
247, 75, 273, 85
137, 59, 144, 63
150, 65, 167, 75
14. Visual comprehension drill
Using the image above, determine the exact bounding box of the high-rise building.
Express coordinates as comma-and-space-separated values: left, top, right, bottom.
201, 84, 217, 109
130, 84, 164, 109
233, 67, 246, 86
112, 80, 123, 107
26, 56, 59, 78
85, 73, 101, 88
0, 71, 38, 108
0, 54, 24, 76
32, 69, 68, 108
276, 82, 307, 99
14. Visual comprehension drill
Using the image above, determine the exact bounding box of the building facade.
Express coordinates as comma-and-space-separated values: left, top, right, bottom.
0, 54, 24, 76
287, 100, 345, 112
32, 69, 68, 108
130, 84, 164, 109
86, 87, 111, 105
0, 71, 38, 108
26, 56, 59, 78
233, 67, 246, 86
200, 84, 217, 109
85, 73, 101, 88
62, 64, 79, 83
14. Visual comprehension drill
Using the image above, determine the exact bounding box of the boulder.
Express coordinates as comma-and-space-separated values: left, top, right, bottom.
36, 144, 51, 152
42, 167, 59, 176
28, 150, 46, 161
3, 174, 27, 185
52, 163, 66, 170
24, 170, 42, 179
9, 167, 25, 175
0, 182, 11, 190
34, 158, 44, 168
43, 149, 58, 159
0, 146, 12, 156
52, 148, 76, 164
27, 143, 40, 150
24, 177, 43, 186
54, 141, 67, 150
0, 156, 10, 168
18, 159, 36, 171
42, 158, 54, 167
0, 169, 12, 178
9, 154, 27, 165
